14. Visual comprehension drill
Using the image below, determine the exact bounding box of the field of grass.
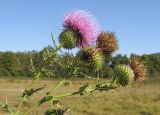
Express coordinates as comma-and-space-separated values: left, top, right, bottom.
0, 77, 160, 115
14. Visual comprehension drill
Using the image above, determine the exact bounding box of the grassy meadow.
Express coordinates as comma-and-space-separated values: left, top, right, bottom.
0, 77, 160, 115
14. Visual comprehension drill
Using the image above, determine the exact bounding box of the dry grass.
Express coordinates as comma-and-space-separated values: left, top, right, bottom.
0, 78, 160, 115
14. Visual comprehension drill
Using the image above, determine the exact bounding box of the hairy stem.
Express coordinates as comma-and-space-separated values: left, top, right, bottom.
48, 79, 66, 95
96, 69, 100, 83
23, 51, 82, 114
23, 91, 80, 115
15, 95, 27, 115
15, 45, 62, 115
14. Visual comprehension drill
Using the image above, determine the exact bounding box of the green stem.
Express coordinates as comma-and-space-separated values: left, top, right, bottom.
96, 69, 100, 83
42, 45, 62, 68
23, 75, 65, 115
14, 95, 27, 115
55, 91, 80, 99
23, 91, 80, 115
27, 72, 41, 90
23, 102, 40, 115
14, 72, 41, 115
27, 45, 62, 90
24, 79, 66, 115
23, 47, 81, 115
66, 51, 82, 79
23, 81, 117, 115
48, 79, 66, 95
111, 75, 116, 85
23, 84, 100, 115
15, 45, 62, 114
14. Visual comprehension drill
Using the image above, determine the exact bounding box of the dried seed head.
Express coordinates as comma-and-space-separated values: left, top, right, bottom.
130, 55, 147, 81
97, 32, 118, 55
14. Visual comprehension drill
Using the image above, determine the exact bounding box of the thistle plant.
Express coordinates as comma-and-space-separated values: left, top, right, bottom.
0, 10, 147, 115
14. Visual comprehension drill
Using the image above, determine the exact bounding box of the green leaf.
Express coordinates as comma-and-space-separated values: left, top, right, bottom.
79, 84, 93, 96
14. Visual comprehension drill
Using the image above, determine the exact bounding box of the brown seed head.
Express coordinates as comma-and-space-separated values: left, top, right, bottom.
97, 31, 118, 55
130, 55, 147, 81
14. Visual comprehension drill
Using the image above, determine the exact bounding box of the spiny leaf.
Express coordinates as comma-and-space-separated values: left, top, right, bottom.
51, 33, 58, 48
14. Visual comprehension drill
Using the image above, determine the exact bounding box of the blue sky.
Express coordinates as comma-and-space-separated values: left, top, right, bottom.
0, 0, 160, 56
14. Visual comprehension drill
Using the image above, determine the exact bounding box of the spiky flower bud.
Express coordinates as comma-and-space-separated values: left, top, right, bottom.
114, 65, 134, 86
97, 32, 118, 55
130, 55, 147, 81
78, 46, 104, 70
59, 29, 82, 49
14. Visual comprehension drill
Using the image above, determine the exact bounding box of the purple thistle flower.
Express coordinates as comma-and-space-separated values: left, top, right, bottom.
63, 10, 100, 46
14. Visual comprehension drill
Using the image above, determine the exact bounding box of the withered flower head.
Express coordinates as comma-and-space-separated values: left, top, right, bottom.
97, 31, 118, 55
130, 55, 147, 81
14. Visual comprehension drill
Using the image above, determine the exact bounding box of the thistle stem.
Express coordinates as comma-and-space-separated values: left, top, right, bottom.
23, 102, 40, 115
14, 72, 41, 115
23, 51, 82, 115
96, 69, 100, 83
15, 95, 27, 115
66, 51, 82, 79
23, 81, 117, 115
23, 47, 82, 115
27, 72, 41, 90
48, 79, 66, 95
55, 91, 80, 99
23, 91, 80, 115
15, 45, 62, 115
23, 85, 101, 115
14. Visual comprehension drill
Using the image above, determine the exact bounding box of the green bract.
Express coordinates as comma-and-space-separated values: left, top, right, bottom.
114, 65, 134, 86
59, 29, 81, 49
79, 46, 104, 70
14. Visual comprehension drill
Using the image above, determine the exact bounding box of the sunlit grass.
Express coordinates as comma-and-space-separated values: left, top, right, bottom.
0, 78, 160, 115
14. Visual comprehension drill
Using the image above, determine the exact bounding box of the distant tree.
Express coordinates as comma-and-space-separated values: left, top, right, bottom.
141, 54, 160, 78
0, 52, 19, 76
111, 54, 129, 68
0, 48, 159, 78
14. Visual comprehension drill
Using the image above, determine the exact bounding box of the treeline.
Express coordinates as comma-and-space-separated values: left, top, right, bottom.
0, 46, 160, 78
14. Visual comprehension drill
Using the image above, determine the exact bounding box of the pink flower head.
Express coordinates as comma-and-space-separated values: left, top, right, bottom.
63, 10, 100, 46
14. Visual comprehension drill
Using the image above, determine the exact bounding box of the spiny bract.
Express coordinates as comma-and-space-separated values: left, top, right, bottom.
78, 46, 104, 70
59, 29, 81, 49
114, 65, 134, 86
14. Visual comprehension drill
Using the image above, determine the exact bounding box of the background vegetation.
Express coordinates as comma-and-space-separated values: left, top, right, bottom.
0, 45, 159, 79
